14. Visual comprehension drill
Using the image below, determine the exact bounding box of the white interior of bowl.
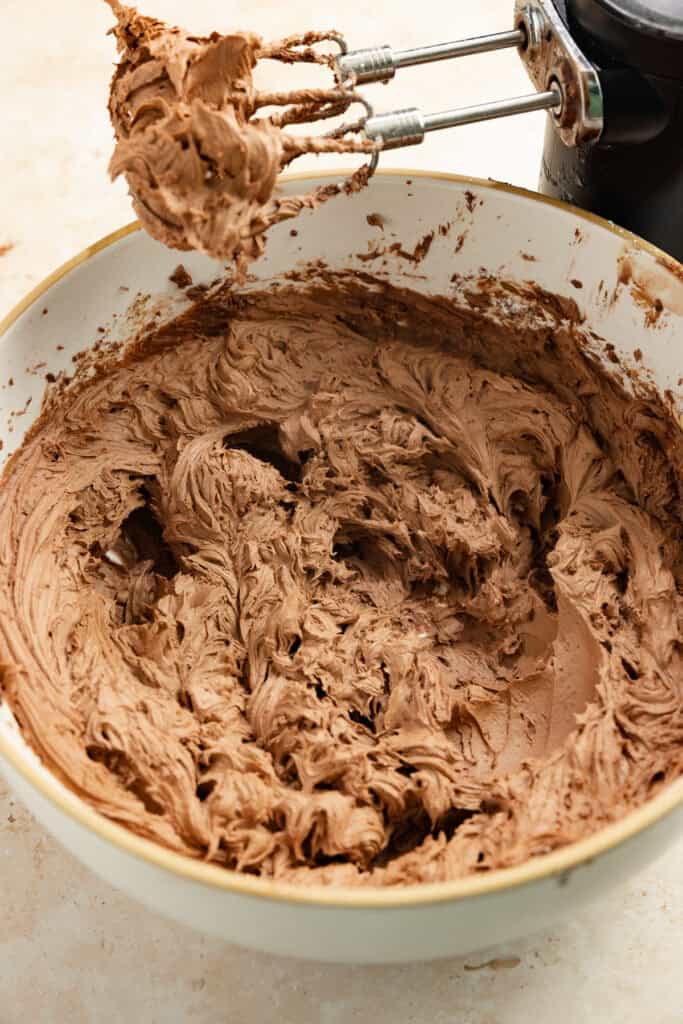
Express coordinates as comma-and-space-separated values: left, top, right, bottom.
1, 170, 682, 905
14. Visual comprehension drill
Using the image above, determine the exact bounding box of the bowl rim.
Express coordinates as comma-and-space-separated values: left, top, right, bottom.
1, 167, 682, 910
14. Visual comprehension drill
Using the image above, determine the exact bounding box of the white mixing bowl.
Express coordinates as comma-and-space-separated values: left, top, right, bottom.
1, 171, 682, 963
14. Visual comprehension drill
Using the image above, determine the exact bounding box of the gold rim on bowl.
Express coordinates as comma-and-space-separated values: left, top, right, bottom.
1, 169, 682, 909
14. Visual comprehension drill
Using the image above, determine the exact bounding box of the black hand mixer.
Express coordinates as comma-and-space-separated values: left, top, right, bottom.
336, 0, 683, 260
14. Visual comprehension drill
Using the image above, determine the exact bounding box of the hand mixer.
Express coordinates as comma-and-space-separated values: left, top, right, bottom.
106, 0, 683, 262
332, 0, 683, 260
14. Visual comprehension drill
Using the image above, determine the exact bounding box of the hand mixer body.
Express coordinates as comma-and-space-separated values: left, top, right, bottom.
540, 0, 683, 260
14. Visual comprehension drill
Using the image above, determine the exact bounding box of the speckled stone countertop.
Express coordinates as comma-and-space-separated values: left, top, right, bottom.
0, 2, 681, 1021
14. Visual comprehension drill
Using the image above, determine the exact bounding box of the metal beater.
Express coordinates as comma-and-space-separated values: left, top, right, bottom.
335, 0, 603, 173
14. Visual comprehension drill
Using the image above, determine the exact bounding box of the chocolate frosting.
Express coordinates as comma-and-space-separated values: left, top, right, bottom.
1, 278, 682, 885
106, 2, 373, 267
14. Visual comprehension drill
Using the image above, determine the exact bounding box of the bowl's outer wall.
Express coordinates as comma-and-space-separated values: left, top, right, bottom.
4, 753, 683, 963
1, 173, 682, 962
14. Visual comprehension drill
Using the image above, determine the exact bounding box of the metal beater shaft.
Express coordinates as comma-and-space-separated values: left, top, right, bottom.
363, 86, 562, 148
337, 30, 525, 85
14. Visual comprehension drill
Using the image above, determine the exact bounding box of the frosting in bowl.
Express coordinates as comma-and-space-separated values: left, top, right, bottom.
1, 277, 681, 885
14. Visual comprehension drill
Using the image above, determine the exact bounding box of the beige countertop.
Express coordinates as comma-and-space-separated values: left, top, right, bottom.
1, 1, 681, 1021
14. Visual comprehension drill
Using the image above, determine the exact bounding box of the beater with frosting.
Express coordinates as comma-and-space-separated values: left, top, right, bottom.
106, 1, 375, 267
